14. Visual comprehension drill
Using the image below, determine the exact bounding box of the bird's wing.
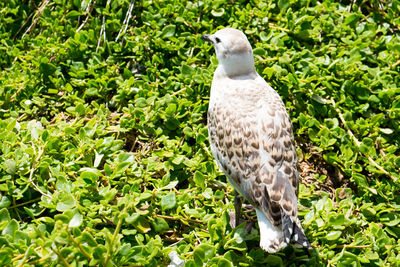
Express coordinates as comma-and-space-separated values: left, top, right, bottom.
255, 86, 299, 223
208, 80, 308, 246
253, 89, 310, 247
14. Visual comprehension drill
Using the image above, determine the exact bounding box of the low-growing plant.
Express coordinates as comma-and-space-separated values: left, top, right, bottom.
1, 0, 399, 266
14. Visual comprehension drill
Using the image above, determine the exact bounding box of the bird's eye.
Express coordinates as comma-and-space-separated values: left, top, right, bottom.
215, 37, 221, 43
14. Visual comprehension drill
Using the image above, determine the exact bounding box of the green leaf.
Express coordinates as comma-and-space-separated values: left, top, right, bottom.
361, 205, 376, 218
94, 150, 103, 168
379, 213, 400, 227
135, 98, 147, 108
4, 160, 16, 175
214, 190, 224, 199
0, 196, 11, 209
224, 230, 248, 251
23, 207, 35, 219
183, 126, 193, 136
42, 129, 49, 141
265, 255, 283, 266
211, 8, 225, 17
324, 152, 339, 165
344, 13, 360, 26
202, 188, 213, 199
0, 209, 10, 223
125, 213, 140, 224
193, 246, 205, 265
253, 47, 266, 56
165, 118, 179, 130
158, 181, 179, 191
165, 104, 177, 117
365, 250, 379, 260
139, 191, 153, 200
262, 67, 275, 79
311, 94, 327, 104
161, 25, 176, 38
69, 212, 83, 228
329, 214, 345, 228
78, 232, 98, 247
39, 62, 57, 76
193, 171, 205, 189
380, 128, 393, 135
66, 10, 82, 18
278, 0, 289, 11
150, 217, 169, 233
161, 193, 176, 210
121, 228, 137, 236
360, 137, 375, 156
93, 245, 107, 260
193, 244, 216, 265
181, 64, 194, 78
80, 170, 99, 184
14, 230, 30, 244
56, 194, 76, 212
326, 230, 342, 241
75, 103, 85, 116
2, 219, 19, 238
55, 214, 70, 224
197, 244, 215, 261
133, 217, 151, 233
338, 251, 359, 265
6, 119, 16, 132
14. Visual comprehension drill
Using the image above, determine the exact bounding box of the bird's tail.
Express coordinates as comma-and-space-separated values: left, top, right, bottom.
282, 213, 310, 249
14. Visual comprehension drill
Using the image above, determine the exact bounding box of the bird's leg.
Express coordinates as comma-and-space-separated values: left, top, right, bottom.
229, 191, 242, 229
229, 192, 255, 231
234, 190, 242, 228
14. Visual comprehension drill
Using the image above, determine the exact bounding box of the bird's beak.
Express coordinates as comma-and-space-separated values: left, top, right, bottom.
201, 34, 213, 43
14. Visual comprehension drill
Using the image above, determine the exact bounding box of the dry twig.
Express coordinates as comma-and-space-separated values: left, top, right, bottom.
96, 0, 111, 53
115, 0, 136, 42
76, 0, 97, 33
22, 0, 51, 39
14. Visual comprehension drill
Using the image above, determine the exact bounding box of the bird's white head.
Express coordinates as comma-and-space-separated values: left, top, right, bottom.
202, 28, 256, 78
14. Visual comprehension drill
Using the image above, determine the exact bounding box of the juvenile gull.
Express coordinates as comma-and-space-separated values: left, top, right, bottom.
202, 28, 310, 253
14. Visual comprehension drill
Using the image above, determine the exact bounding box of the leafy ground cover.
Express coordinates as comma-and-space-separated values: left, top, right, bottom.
1, 0, 400, 266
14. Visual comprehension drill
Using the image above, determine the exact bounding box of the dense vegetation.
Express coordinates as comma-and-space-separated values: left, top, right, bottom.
1, 0, 400, 266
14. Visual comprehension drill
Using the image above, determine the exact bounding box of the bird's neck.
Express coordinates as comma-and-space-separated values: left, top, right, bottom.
215, 53, 257, 79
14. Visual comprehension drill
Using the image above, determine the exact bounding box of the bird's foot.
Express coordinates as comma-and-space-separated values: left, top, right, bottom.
242, 203, 255, 213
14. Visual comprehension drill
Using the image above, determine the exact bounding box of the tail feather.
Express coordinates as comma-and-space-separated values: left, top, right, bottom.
282, 213, 310, 249
255, 209, 284, 253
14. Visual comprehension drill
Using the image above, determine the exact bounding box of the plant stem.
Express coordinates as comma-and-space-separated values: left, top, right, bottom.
335, 244, 370, 249
51, 247, 71, 267
331, 98, 397, 181
67, 229, 92, 260
104, 207, 126, 266
7, 197, 42, 210
29, 145, 52, 199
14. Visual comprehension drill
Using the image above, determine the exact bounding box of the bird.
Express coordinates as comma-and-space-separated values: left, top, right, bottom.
201, 28, 310, 253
